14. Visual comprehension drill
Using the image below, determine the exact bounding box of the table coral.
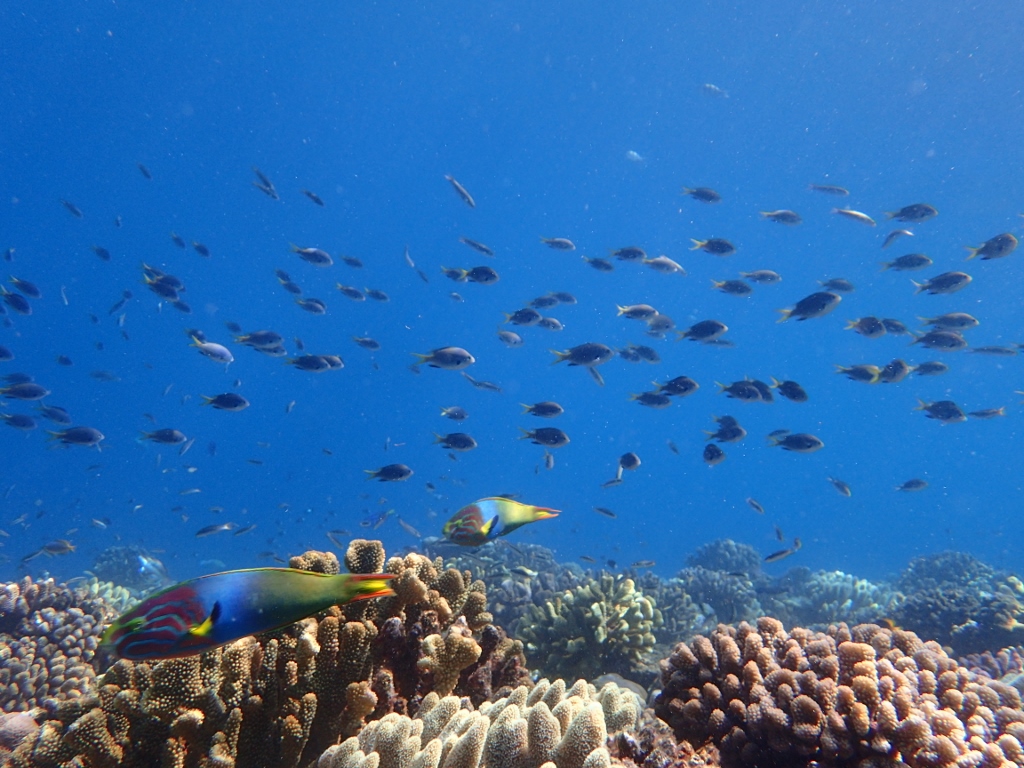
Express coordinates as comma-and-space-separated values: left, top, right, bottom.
655, 616, 1024, 768
317, 678, 641, 768
517, 575, 661, 681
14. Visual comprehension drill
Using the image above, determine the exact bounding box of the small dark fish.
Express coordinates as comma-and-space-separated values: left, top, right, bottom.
341, 256, 363, 268
540, 237, 575, 250
461, 372, 502, 392
530, 295, 560, 310
336, 284, 365, 301
897, 479, 928, 492
703, 444, 726, 465
365, 288, 389, 302
845, 316, 886, 338
630, 560, 656, 569
717, 380, 763, 402
712, 279, 753, 296
630, 391, 672, 409
832, 208, 875, 226
172, 300, 192, 314
60, 199, 83, 218
741, 270, 782, 284
769, 433, 824, 453
56, 355, 73, 367
42, 539, 77, 555
520, 427, 570, 448
302, 189, 325, 206
819, 278, 855, 293
912, 330, 968, 352
667, 440, 679, 455
292, 245, 333, 267
445, 175, 476, 208
881, 253, 932, 271
914, 361, 949, 376
656, 376, 699, 397
969, 346, 1017, 357
195, 523, 237, 538
690, 238, 736, 256
1, 382, 50, 400
593, 507, 617, 519
916, 399, 966, 424
352, 336, 381, 351
89, 370, 120, 382
682, 187, 721, 204
91, 245, 113, 262
433, 432, 477, 452
828, 477, 852, 497
48, 426, 104, 446
881, 318, 910, 335
582, 256, 615, 271
233, 524, 257, 536
296, 298, 327, 315
965, 233, 1017, 261
170, 232, 187, 249
37, 405, 72, 425
397, 517, 422, 539
611, 246, 646, 261
968, 407, 1006, 419
440, 406, 468, 421
551, 342, 614, 367
920, 312, 979, 331
0, 345, 12, 361
746, 498, 765, 515
142, 429, 188, 445
460, 237, 493, 256
836, 364, 881, 383
678, 319, 728, 342
2, 292, 31, 315
913, 272, 972, 295
251, 167, 279, 199
551, 291, 577, 304
778, 292, 841, 322
878, 359, 913, 384
465, 265, 499, 284
886, 204, 937, 223
770, 378, 808, 402
137, 163, 152, 179
364, 464, 413, 482
411, 347, 475, 370
522, 401, 564, 418
2, 413, 37, 431
289, 355, 335, 373
192, 241, 210, 258
631, 345, 661, 363
809, 184, 849, 196
9, 277, 40, 299
764, 545, 798, 564
619, 452, 641, 471
201, 393, 250, 411
760, 210, 802, 225
579, 555, 597, 564
537, 317, 563, 331
882, 229, 914, 249
2, 248, 12, 262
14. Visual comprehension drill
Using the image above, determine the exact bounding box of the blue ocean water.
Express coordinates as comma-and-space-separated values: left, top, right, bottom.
1, 1, 1022, 588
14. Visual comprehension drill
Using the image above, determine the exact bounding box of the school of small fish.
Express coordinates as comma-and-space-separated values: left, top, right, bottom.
1, 166, 1021, 570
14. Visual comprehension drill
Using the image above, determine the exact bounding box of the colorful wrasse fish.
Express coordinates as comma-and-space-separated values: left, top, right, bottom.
101, 568, 394, 660
442, 497, 558, 546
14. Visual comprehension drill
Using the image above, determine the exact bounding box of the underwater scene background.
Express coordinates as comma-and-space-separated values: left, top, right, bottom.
2, 2, 1024, 767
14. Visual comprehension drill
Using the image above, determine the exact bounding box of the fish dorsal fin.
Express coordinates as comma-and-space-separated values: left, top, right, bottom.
189, 601, 221, 638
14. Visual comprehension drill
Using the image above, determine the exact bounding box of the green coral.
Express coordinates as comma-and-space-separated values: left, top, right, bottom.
516, 575, 661, 681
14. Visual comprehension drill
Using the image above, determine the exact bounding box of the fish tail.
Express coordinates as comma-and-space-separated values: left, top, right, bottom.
964, 245, 980, 260
689, 239, 705, 250
910, 280, 925, 294
520, 403, 533, 414
340, 573, 395, 604
776, 309, 792, 323
843, 319, 857, 330
879, 261, 891, 271
769, 377, 781, 389
549, 349, 569, 364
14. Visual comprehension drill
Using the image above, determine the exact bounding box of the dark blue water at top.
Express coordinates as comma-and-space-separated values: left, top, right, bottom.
1, 1, 1022, 587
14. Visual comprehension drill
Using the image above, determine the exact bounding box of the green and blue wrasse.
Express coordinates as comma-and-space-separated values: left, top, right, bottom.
442, 497, 558, 546
102, 568, 394, 661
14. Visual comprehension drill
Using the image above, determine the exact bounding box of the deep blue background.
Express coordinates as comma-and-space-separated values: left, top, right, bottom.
1, 1, 1022, 585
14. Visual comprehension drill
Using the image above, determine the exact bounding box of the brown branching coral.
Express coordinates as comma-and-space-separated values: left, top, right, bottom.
655, 617, 1024, 768
0, 577, 124, 714
8, 544, 511, 768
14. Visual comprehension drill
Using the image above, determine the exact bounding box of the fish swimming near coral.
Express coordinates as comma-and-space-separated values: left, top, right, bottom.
101, 567, 394, 660
442, 497, 559, 546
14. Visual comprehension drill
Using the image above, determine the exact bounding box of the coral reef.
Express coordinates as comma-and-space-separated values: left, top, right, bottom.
677, 567, 763, 626
0, 577, 122, 714
90, 545, 171, 593
517, 575, 662, 681
318, 678, 641, 768
686, 540, 762, 579
761, 569, 900, 629
656, 616, 1024, 768
633, 573, 714, 646
893, 553, 1024, 655
8, 544, 523, 768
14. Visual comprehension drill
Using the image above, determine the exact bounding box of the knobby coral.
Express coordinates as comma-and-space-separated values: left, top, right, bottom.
318, 678, 641, 768
656, 616, 1024, 768
8, 543, 522, 768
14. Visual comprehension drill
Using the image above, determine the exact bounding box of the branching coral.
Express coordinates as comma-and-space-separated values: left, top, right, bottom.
517, 575, 661, 681
655, 617, 1024, 768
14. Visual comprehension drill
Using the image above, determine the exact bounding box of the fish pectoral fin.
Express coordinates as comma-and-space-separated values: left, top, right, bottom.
481, 514, 501, 538
188, 601, 222, 638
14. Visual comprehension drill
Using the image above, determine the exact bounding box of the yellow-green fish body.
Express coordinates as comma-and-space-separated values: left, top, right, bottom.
442, 497, 558, 546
